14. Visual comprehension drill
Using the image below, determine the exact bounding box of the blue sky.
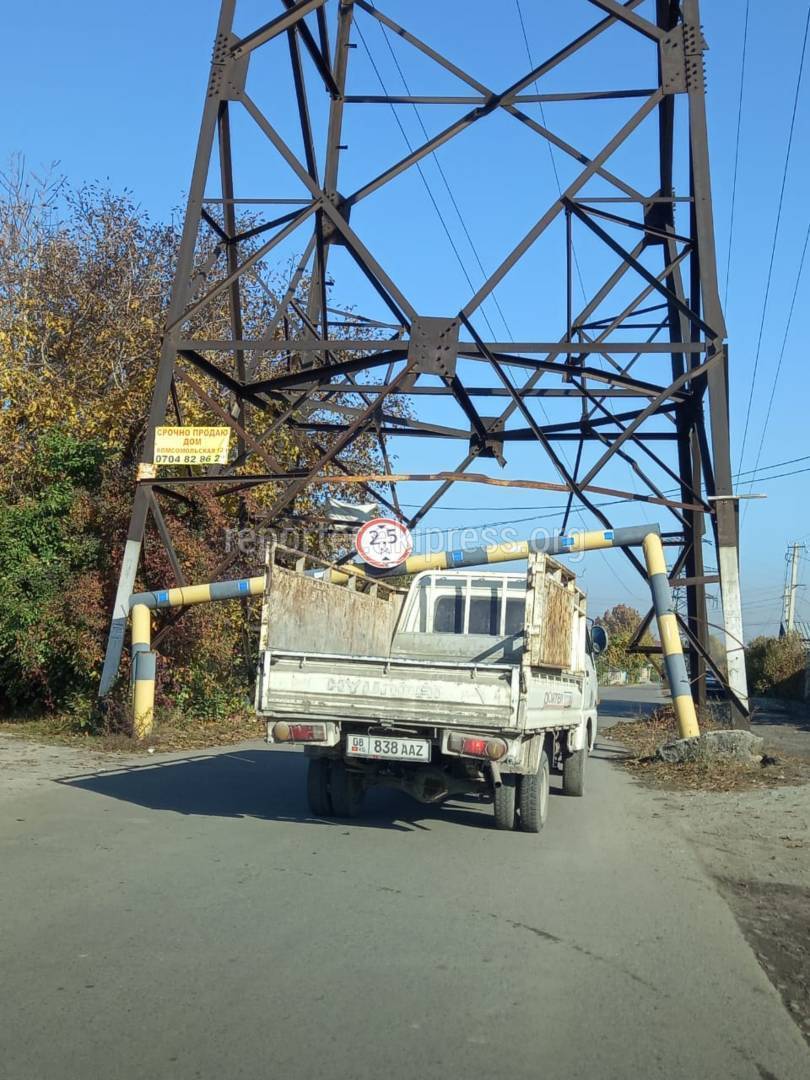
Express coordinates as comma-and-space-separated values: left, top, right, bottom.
3, 0, 809, 634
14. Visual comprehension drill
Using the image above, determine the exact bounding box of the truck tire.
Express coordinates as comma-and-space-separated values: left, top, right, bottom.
306, 757, 333, 816
562, 747, 586, 797
330, 761, 364, 818
517, 748, 550, 833
493, 775, 517, 830
308, 756, 336, 812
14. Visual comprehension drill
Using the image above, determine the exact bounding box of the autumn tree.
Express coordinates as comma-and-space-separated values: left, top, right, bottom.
0, 159, 390, 479
594, 604, 654, 683
0, 160, 395, 721
745, 634, 806, 700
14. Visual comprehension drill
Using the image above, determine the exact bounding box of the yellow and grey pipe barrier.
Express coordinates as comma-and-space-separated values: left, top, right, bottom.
130, 603, 154, 740
123, 527, 698, 742
332, 525, 651, 579
127, 576, 266, 740
641, 532, 700, 738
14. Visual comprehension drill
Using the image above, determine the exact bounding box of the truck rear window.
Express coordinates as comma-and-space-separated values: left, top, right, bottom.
406, 574, 526, 636
434, 592, 464, 634
469, 593, 499, 635
504, 598, 524, 636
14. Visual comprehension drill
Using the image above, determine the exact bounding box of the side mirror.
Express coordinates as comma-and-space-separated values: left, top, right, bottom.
591, 624, 609, 657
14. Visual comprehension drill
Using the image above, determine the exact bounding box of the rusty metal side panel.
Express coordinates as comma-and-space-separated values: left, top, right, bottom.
524, 552, 546, 667
540, 577, 575, 669
523, 553, 580, 671
261, 567, 401, 657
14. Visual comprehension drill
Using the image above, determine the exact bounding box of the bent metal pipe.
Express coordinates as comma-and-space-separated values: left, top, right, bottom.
127, 525, 698, 741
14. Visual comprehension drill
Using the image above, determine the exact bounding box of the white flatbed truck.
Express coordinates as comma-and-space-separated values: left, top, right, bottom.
256, 547, 605, 832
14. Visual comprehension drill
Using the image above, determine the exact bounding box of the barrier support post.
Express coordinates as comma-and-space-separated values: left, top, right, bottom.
131, 603, 155, 740
642, 532, 700, 739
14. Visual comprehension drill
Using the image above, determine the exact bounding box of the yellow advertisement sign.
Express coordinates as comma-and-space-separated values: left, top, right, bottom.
153, 426, 231, 466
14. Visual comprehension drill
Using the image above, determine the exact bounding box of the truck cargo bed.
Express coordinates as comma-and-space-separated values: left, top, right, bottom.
258, 650, 520, 729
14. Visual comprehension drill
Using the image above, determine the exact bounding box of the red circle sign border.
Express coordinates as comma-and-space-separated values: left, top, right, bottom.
355, 517, 414, 569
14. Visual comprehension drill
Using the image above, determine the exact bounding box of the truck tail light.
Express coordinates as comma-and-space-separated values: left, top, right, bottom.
447, 734, 508, 761
462, 737, 488, 757
273, 722, 327, 743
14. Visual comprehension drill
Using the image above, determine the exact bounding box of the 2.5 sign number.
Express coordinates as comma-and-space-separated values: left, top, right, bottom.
355, 517, 414, 569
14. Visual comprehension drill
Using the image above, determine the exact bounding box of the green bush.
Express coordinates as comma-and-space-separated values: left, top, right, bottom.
594, 605, 653, 684
0, 430, 252, 726
0, 431, 107, 712
166, 605, 252, 723
745, 634, 807, 700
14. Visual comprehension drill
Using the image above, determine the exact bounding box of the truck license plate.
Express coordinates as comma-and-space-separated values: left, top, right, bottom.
346, 735, 430, 761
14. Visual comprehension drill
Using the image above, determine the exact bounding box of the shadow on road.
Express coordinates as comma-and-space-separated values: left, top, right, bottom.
592, 741, 632, 758
751, 707, 810, 733
57, 748, 538, 833
748, 701, 810, 760
597, 696, 661, 721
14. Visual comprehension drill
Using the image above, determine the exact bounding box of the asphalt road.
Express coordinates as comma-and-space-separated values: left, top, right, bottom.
1, 688, 808, 1080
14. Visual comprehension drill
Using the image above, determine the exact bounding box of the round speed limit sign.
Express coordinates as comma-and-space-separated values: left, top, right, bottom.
355, 518, 414, 569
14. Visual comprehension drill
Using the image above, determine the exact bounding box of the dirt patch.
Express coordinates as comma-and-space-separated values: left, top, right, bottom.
662, 782, 810, 1049
0, 712, 263, 754
716, 878, 810, 1043
605, 706, 810, 793
605, 710, 810, 1047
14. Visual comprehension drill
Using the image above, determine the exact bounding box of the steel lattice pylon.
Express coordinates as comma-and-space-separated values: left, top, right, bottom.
100, 0, 749, 724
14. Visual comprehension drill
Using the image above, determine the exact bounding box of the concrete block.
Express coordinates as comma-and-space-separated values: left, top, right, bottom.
656, 729, 764, 764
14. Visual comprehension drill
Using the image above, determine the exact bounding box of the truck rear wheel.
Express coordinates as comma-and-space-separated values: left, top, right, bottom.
562, 747, 586, 797
330, 761, 364, 818
306, 757, 333, 817
517, 749, 550, 833
493, 775, 517, 830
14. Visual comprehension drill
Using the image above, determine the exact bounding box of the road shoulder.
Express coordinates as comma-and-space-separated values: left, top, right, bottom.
598, 687, 810, 1048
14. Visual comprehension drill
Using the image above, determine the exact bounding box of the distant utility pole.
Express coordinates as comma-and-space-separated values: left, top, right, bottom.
781, 542, 806, 635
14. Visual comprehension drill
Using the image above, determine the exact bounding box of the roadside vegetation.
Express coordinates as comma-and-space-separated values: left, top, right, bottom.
746, 633, 807, 701
0, 160, 390, 742
593, 604, 659, 684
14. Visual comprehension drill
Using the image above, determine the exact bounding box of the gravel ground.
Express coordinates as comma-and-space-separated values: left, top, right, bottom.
665, 783, 810, 1043
599, 687, 810, 1047
0, 736, 136, 802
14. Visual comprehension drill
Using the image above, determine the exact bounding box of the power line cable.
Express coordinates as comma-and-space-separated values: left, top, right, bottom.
722, 0, 750, 310
738, 2, 810, 470
740, 595, 787, 609
744, 214, 810, 506
411, 464, 810, 535
508, 2, 642, 590
362, 8, 639, 598
372, 15, 512, 337
510, 0, 650, 598
514, 0, 586, 301
360, 30, 570, 430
